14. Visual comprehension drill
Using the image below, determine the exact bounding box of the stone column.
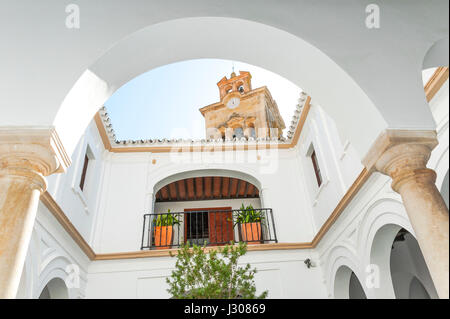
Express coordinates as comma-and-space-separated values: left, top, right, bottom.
364, 130, 449, 299
0, 128, 70, 299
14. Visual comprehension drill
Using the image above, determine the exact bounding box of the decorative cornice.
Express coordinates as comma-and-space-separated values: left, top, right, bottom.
94, 113, 112, 151
287, 94, 311, 146
95, 242, 314, 260
362, 129, 438, 172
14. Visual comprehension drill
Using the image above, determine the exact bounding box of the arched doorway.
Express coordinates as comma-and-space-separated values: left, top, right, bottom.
38, 278, 69, 299
369, 223, 438, 299
390, 228, 438, 299
334, 266, 367, 299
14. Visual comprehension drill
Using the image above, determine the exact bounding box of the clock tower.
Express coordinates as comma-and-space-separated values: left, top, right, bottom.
199, 71, 286, 140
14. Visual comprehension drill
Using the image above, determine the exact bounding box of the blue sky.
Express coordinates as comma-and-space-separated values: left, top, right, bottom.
104, 59, 302, 140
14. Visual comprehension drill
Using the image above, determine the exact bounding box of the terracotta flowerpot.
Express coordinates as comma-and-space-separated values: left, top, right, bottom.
154, 226, 174, 250
240, 222, 262, 245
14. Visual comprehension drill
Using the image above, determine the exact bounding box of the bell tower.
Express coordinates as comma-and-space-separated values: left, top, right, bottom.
199, 71, 286, 140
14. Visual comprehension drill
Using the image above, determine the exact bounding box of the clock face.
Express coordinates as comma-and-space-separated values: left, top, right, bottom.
227, 97, 240, 109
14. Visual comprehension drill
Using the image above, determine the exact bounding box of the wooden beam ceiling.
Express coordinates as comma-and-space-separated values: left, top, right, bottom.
155, 176, 260, 202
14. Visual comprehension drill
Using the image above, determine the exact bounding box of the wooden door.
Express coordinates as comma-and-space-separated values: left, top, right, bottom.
208, 207, 234, 245
184, 207, 234, 246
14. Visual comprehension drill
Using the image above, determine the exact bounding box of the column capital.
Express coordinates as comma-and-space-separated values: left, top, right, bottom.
0, 127, 71, 191
363, 129, 437, 176
0, 127, 71, 298
363, 129, 438, 192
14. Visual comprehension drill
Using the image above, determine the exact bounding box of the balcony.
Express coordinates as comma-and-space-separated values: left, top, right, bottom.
141, 207, 277, 250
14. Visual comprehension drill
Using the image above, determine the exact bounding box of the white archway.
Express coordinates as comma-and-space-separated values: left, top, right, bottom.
334, 265, 367, 299
367, 223, 439, 299
368, 223, 403, 299
357, 197, 415, 298
36, 255, 78, 299
150, 167, 264, 221
325, 244, 368, 299
55, 17, 386, 159
2, 2, 446, 163
153, 168, 262, 195
390, 229, 438, 299
147, 164, 268, 212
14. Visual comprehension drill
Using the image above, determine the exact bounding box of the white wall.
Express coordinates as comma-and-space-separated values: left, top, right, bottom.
46, 121, 106, 244
92, 148, 319, 253
295, 103, 364, 232
86, 249, 328, 299
17, 121, 106, 299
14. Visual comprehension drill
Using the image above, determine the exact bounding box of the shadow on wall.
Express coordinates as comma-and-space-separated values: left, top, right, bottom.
38, 278, 69, 299
349, 272, 367, 299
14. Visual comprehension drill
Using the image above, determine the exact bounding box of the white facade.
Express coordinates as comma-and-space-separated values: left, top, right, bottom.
15, 73, 449, 299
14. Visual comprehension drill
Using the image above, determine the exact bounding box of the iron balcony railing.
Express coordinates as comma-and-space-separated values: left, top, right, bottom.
141, 208, 277, 250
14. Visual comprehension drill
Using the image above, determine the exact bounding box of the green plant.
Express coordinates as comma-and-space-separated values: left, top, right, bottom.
166, 242, 268, 299
234, 204, 265, 226
154, 209, 181, 227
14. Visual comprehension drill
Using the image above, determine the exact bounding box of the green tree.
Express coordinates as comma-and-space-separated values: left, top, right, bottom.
166, 242, 268, 299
